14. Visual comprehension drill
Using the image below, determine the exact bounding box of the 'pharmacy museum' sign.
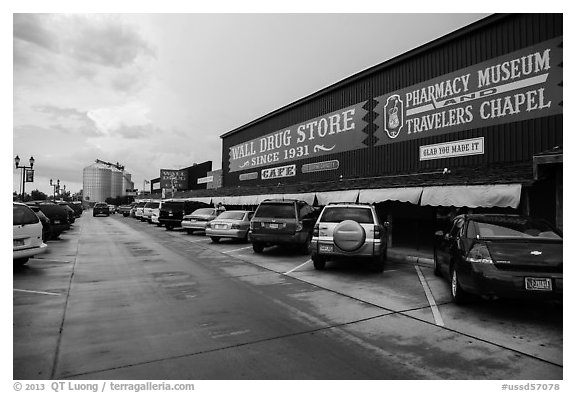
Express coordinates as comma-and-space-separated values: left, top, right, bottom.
375, 37, 562, 148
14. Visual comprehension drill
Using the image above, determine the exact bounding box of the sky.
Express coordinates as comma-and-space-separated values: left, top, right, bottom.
11, 10, 494, 197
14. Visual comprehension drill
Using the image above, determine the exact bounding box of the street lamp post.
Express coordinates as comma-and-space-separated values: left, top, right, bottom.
15, 155, 35, 202
50, 179, 60, 202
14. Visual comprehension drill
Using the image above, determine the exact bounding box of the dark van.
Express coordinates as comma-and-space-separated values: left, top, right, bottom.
159, 199, 209, 230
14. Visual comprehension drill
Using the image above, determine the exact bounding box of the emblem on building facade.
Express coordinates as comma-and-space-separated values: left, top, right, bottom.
384, 94, 404, 139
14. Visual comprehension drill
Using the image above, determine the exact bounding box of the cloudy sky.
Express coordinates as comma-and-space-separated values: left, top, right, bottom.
12, 11, 489, 197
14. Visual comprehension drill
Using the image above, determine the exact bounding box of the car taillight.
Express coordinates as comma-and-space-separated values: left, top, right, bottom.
313, 224, 319, 237
231, 223, 240, 229
296, 222, 303, 232
466, 243, 494, 264
374, 225, 382, 238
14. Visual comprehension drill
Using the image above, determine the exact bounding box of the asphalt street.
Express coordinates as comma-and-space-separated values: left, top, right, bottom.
13, 213, 563, 380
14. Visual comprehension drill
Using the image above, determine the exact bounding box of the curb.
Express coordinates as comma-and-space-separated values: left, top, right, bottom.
388, 250, 434, 266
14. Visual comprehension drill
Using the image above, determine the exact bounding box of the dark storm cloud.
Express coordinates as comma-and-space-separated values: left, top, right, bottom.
72, 19, 155, 68
31, 105, 104, 136
34, 105, 86, 119
13, 14, 155, 70
13, 14, 59, 52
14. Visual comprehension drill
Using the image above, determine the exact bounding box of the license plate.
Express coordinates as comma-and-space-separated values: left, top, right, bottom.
525, 277, 552, 291
14, 239, 25, 247
319, 244, 333, 253
269, 223, 279, 229
54, 220, 61, 224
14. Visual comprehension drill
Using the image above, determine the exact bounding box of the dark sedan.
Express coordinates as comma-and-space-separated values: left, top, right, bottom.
93, 203, 110, 217
434, 214, 562, 304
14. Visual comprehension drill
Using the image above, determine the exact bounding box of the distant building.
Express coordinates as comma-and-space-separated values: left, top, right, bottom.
83, 159, 134, 202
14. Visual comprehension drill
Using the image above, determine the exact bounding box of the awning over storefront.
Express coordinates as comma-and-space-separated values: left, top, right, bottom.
420, 184, 522, 208
236, 195, 260, 205
315, 190, 359, 205
187, 197, 212, 204
255, 194, 285, 203
282, 193, 316, 205
358, 187, 423, 204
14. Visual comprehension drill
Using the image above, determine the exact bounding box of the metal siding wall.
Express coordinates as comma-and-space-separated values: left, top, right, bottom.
222, 14, 562, 188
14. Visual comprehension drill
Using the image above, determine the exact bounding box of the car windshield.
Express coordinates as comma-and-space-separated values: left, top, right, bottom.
321, 207, 374, 224
163, 201, 184, 209
472, 217, 561, 240
192, 208, 214, 216
14, 204, 39, 226
254, 203, 295, 219
145, 202, 160, 208
218, 211, 246, 220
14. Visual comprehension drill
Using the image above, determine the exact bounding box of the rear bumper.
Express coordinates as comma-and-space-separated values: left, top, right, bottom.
206, 228, 248, 239
250, 231, 309, 245
182, 221, 210, 230
460, 263, 563, 300
311, 238, 383, 258
14, 242, 47, 260
159, 218, 182, 227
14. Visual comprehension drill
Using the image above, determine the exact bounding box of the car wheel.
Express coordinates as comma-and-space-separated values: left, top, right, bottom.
312, 255, 326, 270
370, 252, 385, 272
450, 266, 470, 304
252, 242, 264, 253
14, 258, 29, 266
433, 251, 442, 277
211, 237, 220, 243
300, 234, 312, 254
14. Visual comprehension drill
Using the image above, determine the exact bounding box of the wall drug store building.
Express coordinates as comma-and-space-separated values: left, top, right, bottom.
219, 14, 562, 249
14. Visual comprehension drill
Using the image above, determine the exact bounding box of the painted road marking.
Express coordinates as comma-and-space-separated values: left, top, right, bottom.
14, 289, 61, 296
222, 246, 253, 254
284, 259, 312, 275
415, 265, 445, 327
211, 329, 251, 339
182, 237, 209, 243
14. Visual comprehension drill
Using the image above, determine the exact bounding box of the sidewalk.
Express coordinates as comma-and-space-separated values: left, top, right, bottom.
387, 245, 434, 266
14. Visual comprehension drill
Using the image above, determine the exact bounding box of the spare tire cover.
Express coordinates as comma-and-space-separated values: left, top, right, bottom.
333, 220, 366, 251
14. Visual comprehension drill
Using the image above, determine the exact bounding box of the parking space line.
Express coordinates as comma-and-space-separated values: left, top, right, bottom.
14, 289, 61, 296
181, 237, 209, 243
415, 265, 445, 327
284, 259, 312, 275
222, 246, 253, 254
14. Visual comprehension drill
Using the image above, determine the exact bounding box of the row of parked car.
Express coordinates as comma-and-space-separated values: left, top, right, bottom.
109, 197, 563, 305
13, 200, 83, 266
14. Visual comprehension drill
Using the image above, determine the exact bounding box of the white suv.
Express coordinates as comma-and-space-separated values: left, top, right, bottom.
13, 202, 48, 266
311, 203, 388, 272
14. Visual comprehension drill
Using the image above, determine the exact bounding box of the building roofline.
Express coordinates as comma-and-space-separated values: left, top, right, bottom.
220, 13, 504, 140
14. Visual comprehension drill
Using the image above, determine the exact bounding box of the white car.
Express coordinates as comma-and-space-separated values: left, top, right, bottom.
13, 202, 48, 266
142, 200, 161, 223
181, 208, 221, 234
